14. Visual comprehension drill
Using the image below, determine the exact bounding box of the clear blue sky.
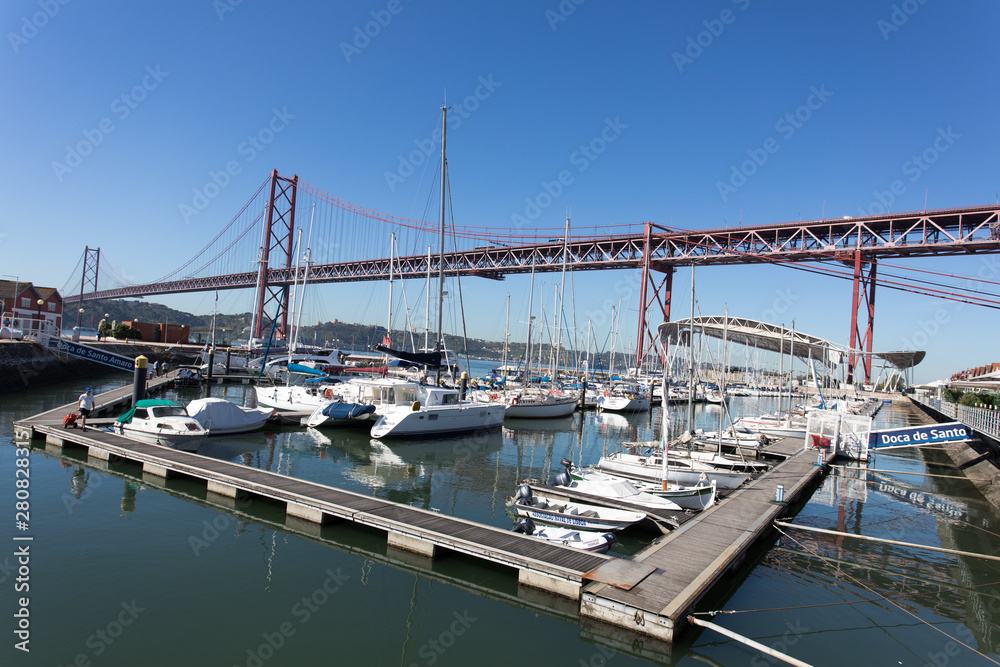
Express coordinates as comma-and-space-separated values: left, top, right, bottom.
2, 1, 998, 382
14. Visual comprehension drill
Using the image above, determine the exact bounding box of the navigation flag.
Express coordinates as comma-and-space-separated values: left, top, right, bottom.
382, 334, 391, 347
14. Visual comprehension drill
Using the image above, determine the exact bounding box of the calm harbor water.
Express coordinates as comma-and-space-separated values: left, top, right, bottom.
4, 370, 1000, 666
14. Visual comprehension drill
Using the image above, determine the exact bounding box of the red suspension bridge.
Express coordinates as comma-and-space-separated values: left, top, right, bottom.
66, 170, 1000, 383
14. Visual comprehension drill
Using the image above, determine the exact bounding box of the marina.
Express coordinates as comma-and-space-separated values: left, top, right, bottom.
5, 372, 1000, 665
14, 380, 828, 633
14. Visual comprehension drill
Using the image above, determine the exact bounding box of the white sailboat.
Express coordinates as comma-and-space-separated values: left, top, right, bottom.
367, 105, 504, 439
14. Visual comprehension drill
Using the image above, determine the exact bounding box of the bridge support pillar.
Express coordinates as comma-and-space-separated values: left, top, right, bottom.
636, 223, 673, 370
253, 170, 298, 341
846, 251, 877, 384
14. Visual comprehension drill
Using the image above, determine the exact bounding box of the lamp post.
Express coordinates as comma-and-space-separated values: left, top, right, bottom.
36, 299, 44, 336
75, 307, 84, 341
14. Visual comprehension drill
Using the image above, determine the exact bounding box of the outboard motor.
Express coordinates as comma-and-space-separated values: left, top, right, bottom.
513, 517, 536, 535
514, 485, 534, 505
603, 532, 617, 547
553, 458, 574, 487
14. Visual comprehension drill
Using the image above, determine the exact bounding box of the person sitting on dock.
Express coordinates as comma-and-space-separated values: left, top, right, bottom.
78, 388, 95, 429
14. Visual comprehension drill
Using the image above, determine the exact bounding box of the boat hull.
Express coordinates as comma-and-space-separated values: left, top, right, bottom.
113, 424, 204, 451
370, 404, 505, 439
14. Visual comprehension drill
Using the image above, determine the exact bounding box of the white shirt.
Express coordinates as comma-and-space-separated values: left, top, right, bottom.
79, 393, 95, 411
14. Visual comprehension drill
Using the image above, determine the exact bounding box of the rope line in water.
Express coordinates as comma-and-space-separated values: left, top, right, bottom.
772, 524, 1000, 666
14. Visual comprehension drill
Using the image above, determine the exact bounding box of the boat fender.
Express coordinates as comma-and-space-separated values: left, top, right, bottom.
513, 517, 536, 535
515, 485, 533, 504
324, 387, 334, 399
411, 401, 421, 411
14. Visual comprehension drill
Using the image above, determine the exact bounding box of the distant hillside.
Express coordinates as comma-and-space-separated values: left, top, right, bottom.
90, 299, 631, 367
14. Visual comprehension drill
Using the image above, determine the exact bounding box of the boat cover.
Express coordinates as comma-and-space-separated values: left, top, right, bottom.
319, 402, 376, 420
115, 399, 182, 424
186, 398, 274, 430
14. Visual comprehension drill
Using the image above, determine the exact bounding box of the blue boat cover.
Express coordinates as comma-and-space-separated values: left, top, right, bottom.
320, 403, 376, 420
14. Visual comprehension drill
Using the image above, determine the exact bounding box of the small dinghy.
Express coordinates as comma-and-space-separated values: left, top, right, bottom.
512, 485, 646, 531
511, 517, 616, 554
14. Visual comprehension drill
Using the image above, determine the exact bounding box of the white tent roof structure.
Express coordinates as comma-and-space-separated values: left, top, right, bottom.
659, 316, 924, 370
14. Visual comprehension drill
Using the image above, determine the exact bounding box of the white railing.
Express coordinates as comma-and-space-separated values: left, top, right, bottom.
911, 395, 1000, 440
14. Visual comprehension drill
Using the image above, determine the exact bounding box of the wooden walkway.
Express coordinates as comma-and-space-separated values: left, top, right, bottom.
15, 411, 621, 599
581, 436, 828, 642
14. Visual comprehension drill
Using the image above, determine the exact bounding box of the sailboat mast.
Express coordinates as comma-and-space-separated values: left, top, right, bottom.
424, 246, 431, 351
553, 215, 570, 388
686, 263, 695, 433
502, 293, 510, 382
523, 257, 535, 379
386, 232, 395, 350
436, 106, 447, 353
292, 203, 316, 352
788, 321, 796, 414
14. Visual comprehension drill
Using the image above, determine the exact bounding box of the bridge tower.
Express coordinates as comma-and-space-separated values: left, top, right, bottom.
635, 222, 673, 370
845, 249, 877, 384
69, 246, 101, 328
252, 170, 298, 340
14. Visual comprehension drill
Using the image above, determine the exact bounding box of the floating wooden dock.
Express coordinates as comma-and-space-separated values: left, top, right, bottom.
13, 385, 831, 645
581, 436, 828, 642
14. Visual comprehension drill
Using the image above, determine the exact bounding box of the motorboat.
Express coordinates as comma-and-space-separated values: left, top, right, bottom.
551, 462, 684, 512
185, 397, 274, 435
569, 466, 717, 511
596, 445, 750, 490
172, 365, 204, 388
512, 517, 616, 554
512, 485, 646, 531
113, 399, 207, 451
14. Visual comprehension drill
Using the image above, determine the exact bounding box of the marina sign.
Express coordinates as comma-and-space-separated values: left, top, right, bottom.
869, 422, 972, 449
62, 341, 135, 372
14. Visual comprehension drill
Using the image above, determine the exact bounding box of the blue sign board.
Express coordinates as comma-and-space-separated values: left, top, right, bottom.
869, 422, 972, 449
63, 341, 135, 372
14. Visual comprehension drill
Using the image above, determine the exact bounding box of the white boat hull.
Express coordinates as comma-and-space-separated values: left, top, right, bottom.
113, 423, 204, 451
370, 403, 505, 439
